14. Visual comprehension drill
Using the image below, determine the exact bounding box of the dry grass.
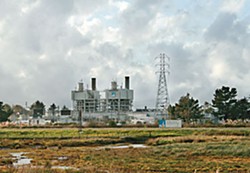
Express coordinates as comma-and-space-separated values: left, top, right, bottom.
146, 135, 249, 145
0, 128, 250, 172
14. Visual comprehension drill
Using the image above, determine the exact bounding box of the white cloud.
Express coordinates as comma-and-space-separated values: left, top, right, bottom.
66, 15, 103, 37
0, 0, 250, 109
0, 20, 5, 34
209, 60, 229, 80
38, 54, 47, 60
21, 1, 40, 14
110, 0, 129, 12
247, 24, 250, 33
183, 41, 201, 50
102, 27, 120, 42
221, 0, 245, 13
17, 70, 27, 79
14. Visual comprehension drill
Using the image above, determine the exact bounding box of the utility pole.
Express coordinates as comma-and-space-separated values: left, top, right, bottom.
155, 53, 170, 118
77, 102, 83, 132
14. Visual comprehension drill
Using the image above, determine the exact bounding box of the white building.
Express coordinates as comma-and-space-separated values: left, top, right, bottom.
71, 76, 134, 120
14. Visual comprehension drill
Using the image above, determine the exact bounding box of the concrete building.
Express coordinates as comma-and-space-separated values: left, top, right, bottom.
71, 78, 101, 113
102, 76, 133, 112
71, 76, 134, 119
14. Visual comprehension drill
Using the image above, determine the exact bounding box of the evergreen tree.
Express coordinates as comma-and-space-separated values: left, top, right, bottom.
49, 103, 57, 114
48, 103, 57, 122
167, 105, 176, 119
212, 86, 237, 120
231, 97, 250, 120
174, 93, 203, 123
30, 101, 45, 117
0, 101, 13, 122
203, 101, 214, 115
61, 105, 71, 116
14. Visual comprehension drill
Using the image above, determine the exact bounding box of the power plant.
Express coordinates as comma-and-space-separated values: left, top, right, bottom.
7, 54, 181, 127
71, 76, 134, 117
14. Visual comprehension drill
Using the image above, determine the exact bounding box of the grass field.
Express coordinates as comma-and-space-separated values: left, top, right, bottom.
0, 128, 249, 172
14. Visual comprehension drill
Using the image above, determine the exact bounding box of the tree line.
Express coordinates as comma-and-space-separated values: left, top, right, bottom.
0, 100, 70, 123
168, 86, 250, 123
1, 86, 250, 123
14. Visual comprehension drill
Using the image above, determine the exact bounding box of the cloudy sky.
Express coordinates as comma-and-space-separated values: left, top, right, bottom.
1, 0, 250, 109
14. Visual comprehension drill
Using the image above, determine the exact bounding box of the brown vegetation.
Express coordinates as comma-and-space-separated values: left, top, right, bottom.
0, 128, 249, 172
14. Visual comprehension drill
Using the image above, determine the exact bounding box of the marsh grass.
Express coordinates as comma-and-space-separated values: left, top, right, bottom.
0, 128, 194, 140
146, 135, 249, 146
0, 128, 250, 172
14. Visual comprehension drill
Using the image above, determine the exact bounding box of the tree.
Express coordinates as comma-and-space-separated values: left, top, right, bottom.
0, 101, 13, 122
61, 105, 69, 111
48, 103, 57, 114
48, 103, 57, 122
174, 93, 203, 123
212, 86, 237, 120
203, 101, 214, 115
61, 105, 71, 116
30, 101, 45, 118
231, 97, 250, 120
167, 105, 176, 119
0, 101, 4, 112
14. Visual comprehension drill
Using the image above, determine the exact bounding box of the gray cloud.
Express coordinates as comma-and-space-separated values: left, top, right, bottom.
1, 0, 250, 109
205, 13, 238, 42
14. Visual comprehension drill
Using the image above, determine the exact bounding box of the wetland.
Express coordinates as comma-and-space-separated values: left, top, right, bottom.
0, 128, 249, 172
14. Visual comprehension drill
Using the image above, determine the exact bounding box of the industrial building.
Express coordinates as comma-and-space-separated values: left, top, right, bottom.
71, 76, 134, 116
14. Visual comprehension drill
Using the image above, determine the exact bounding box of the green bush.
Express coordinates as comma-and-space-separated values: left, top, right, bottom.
108, 121, 117, 127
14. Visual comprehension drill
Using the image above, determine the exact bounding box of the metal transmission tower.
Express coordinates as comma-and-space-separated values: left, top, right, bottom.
155, 53, 170, 116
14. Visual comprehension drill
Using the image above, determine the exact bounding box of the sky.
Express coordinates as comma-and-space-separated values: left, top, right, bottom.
0, 0, 250, 109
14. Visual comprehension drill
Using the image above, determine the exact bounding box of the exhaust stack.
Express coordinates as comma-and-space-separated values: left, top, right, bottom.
125, 76, 130, 89
91, 78, 96, 91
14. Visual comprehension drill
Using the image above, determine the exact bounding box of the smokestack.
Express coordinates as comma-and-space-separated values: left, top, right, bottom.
91, 78, 96, 91
78, 82, 84, 91
125, 76, 130, 89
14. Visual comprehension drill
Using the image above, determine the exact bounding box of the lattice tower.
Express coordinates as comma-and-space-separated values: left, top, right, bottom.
155, 53, 170, 115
